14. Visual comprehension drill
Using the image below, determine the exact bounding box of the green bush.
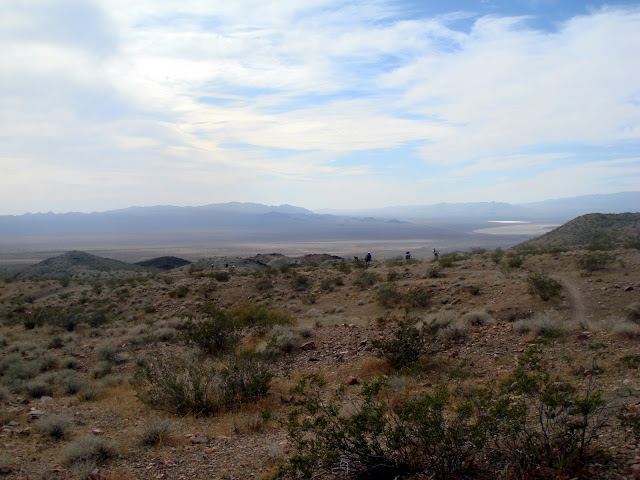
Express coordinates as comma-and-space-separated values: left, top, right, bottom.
373, 316, 445, 370
353, 271, 379, 289
280, 348, 614, 480
437, 252, 465, 268
527, 272, 563, 301
168, 285, 189, 298
427, 266, 444, 278
291, 274, 312, 291
489, 347, 611, 478
134, 354, 272, 416
506, 253, 524, 268
376, 282, 403, 307
282, 377, 489, 479
213, 271, 230, 282
578, 252, 613, 271
491, 248, 505, 264
230, 302, 291, 329
182, 312, 239, 356
405, 285, 432, 307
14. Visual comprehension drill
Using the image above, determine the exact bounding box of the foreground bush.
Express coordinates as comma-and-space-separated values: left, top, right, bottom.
134, 354, 272, 416
279, 347, 615, 479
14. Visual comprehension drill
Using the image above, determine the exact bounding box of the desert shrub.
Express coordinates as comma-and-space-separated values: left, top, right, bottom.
282, 376, 489, 479
78, 386, 99, 402
37, 352, 59, 372
230, 302, 292, 329
213, 271, 230, 282
437, 252, 464, 268
264, 327, 300, 358
134, 354, 272, 416
463, 310, 494, 326
506, 253, 524, 268
95, 341, 120, 363
376, 282, 403, 307
334, 262, 351, 274
59, 277, 71, 287
624, 302, 640, 323
143, 303, 157, 314
489, 347, 611, 478
620, 354, 640, 370
291, 274, 312, 291
514, 312, 564, 338
439, 321, 468, 342
611, 321, 640, 339
527, 272, 563, 301
138, 417, 173, 446
255, 277, 274, 291
386, 270, 400, 282
467, 285, 481, 295
385, 256, 405, 267
578, 252, 613, 271
168, 285, 189, 298
91, 361, 112, 379
0, 386, 9, 402
427, 266, 444, 278
282, 348, 614, 480
24, 378, 53, 398
353, 271, 379, 289
373, 316, 444, 370
37, 414, 72, 440
320, 276, 343, 291
1, 355, 39, 382
48, 336, 64, 349
154, 327, 176, 342
404, 285, 432, 308
182, 313, 239, 356
624, 236, 640, 250
62, 435, 116, 466
56, 370, 86, 395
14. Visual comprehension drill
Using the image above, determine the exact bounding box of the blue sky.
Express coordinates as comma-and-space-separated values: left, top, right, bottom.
1, 0, 639, 214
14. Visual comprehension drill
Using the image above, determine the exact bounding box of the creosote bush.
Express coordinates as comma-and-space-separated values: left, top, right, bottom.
134, 353, 272, 416
578, 252, 613, 271
373, 315, 445, 370
526, 272, 563, 301
280, 347, 615, 480
353, 271, 379, 289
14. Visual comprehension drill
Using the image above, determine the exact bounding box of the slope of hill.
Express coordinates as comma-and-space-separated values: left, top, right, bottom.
135, 256, 191, 270
16, 250, 147, 280
517, 212, 640, 248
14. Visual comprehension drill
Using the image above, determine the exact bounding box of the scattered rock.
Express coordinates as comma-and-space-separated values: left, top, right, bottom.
300, 342, 316, 351
625, 285, 634, 292
346, 376, 359, 386
40, 396, 53, 404
190, 433, 209, 444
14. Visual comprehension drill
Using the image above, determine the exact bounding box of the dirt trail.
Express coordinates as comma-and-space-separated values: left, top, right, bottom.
554, 274, 587, 326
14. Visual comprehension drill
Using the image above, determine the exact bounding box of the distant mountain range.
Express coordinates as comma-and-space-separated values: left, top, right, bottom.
315, 192, 640, 221
0, 193, 638, 255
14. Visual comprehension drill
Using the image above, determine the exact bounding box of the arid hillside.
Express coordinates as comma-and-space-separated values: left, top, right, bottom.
0, 242, 639, 479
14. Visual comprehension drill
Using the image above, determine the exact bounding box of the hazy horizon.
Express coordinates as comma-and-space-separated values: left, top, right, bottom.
1, 1, 639, 215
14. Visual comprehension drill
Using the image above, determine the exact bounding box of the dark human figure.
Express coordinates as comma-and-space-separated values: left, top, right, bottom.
405, 251, 411, 261
433, 248, 439, 259
353, 256, 359, 263
364, 252, 372, 267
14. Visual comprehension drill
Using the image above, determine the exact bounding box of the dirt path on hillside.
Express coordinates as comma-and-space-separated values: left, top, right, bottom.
554, 274, 587, 326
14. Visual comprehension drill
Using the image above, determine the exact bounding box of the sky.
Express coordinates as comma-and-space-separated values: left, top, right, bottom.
1, 0, 639, 215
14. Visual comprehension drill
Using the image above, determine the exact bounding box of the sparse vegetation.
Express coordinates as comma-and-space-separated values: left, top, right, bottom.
0, 237, 639, 478
527, 272, 563, 300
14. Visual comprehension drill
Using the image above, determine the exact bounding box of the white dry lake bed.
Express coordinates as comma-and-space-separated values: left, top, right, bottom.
473, 221, 560, 236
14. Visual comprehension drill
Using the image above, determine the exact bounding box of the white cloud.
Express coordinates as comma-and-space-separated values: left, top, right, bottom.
0, 1, 638, 213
